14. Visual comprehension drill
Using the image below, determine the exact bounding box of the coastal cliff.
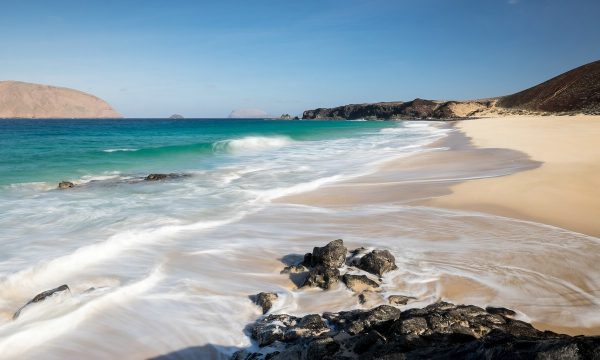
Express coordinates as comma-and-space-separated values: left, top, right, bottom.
302, 99, 494, 120
303, 60, 600, 120
0, 81, 121, 118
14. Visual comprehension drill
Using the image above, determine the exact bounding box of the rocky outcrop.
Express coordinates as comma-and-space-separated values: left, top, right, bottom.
498, 60, 600, 114
0, 81, 121, 119
302, 99, 493, 120
13, 284, 70, 319
251, 292, 278, 314
233, 302, 600, 360
58, 181, 74, 189
144, 173, 189, 181
279, 240, 397, 293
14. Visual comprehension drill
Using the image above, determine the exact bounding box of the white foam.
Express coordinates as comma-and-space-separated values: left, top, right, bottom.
213, 136, 294, 154
102, 148, 139, 153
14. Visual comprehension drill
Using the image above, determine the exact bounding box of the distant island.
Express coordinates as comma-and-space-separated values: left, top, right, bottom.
169, 114, 184, 119
302, 60, 600, 120
0, 81, 121, 119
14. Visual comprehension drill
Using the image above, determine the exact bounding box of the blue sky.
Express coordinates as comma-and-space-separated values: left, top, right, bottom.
0, 0, 599, 118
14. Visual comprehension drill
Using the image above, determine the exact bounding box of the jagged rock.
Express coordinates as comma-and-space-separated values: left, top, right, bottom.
280, 264, 306, 274
251, 292, 278, 314
326, 305, 402, 335
13, 284, 70, 319
342, 274, 379, 293
357, 249, 397, 276
301, 266, 340, 290
236, 302, 600, 360
310, 239, 347, 269
58, 181, 74, 189
251, 313, 329, 347
388, 295, 416, 306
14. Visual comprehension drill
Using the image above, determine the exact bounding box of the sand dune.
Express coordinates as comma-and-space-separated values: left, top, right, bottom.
0, 81, 121, 119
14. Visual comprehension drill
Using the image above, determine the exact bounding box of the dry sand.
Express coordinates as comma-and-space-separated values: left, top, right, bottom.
430, 115, 600, 237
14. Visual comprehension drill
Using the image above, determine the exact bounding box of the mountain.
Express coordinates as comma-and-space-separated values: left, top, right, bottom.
497, 60, 600, 113
0, 81, 121, 119
302, 60, 600, 119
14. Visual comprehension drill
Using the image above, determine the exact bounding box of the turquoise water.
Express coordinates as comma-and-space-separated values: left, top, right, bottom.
0, 119, 393, 186
1, 119, 599, 359
0, 119, 457, 359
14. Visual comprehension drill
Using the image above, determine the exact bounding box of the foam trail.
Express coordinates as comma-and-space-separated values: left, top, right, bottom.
0, 268, 163, 358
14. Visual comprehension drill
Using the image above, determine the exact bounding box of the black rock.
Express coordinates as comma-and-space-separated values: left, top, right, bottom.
251, 292, 278, 314
310, 239, 347, 269
237, 302, 600, 360
251, 313, 329, 347
342, 274, 380, 293
58, 181, 74, 189
357, 249, 398, 276
302, 266, 340, 290
145, 173, 170, 181
13, 284, 70, 319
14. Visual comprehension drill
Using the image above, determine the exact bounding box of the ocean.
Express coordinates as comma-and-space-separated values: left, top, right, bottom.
1, 119, 599, 359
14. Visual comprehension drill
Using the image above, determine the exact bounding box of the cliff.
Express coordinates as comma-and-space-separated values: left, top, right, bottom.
0, 81, 121, 119
302, 99, 494, 120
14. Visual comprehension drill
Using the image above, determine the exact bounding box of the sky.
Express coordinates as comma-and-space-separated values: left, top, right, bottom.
0, 0, 599, 118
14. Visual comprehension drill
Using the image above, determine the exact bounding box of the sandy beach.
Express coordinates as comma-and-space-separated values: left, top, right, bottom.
431, 115, 600, 237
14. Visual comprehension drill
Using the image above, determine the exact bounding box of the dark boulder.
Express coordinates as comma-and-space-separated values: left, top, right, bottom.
57, 181, 74, 189
13, 284, 70, 319
301, 266, 340, 290
310, 239, 347, 269
251, 292, 278, 314
342, 274, 380, 293
357, 249, 398, 276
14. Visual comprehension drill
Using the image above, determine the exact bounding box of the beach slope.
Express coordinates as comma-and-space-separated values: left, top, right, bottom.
431, 115, 600, 236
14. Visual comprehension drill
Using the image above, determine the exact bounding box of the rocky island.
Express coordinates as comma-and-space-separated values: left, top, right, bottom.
0, 81, 121, 119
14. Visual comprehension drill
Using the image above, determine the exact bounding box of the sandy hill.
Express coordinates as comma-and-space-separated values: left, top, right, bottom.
498, 60, 600, 113
0, 81, 121, 119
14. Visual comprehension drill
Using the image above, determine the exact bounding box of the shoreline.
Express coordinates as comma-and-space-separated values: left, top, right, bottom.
430, 115, 600, 237
277, 115, 600, 336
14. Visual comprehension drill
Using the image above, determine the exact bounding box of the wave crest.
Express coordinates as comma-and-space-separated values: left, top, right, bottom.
213, 136, 293, 154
